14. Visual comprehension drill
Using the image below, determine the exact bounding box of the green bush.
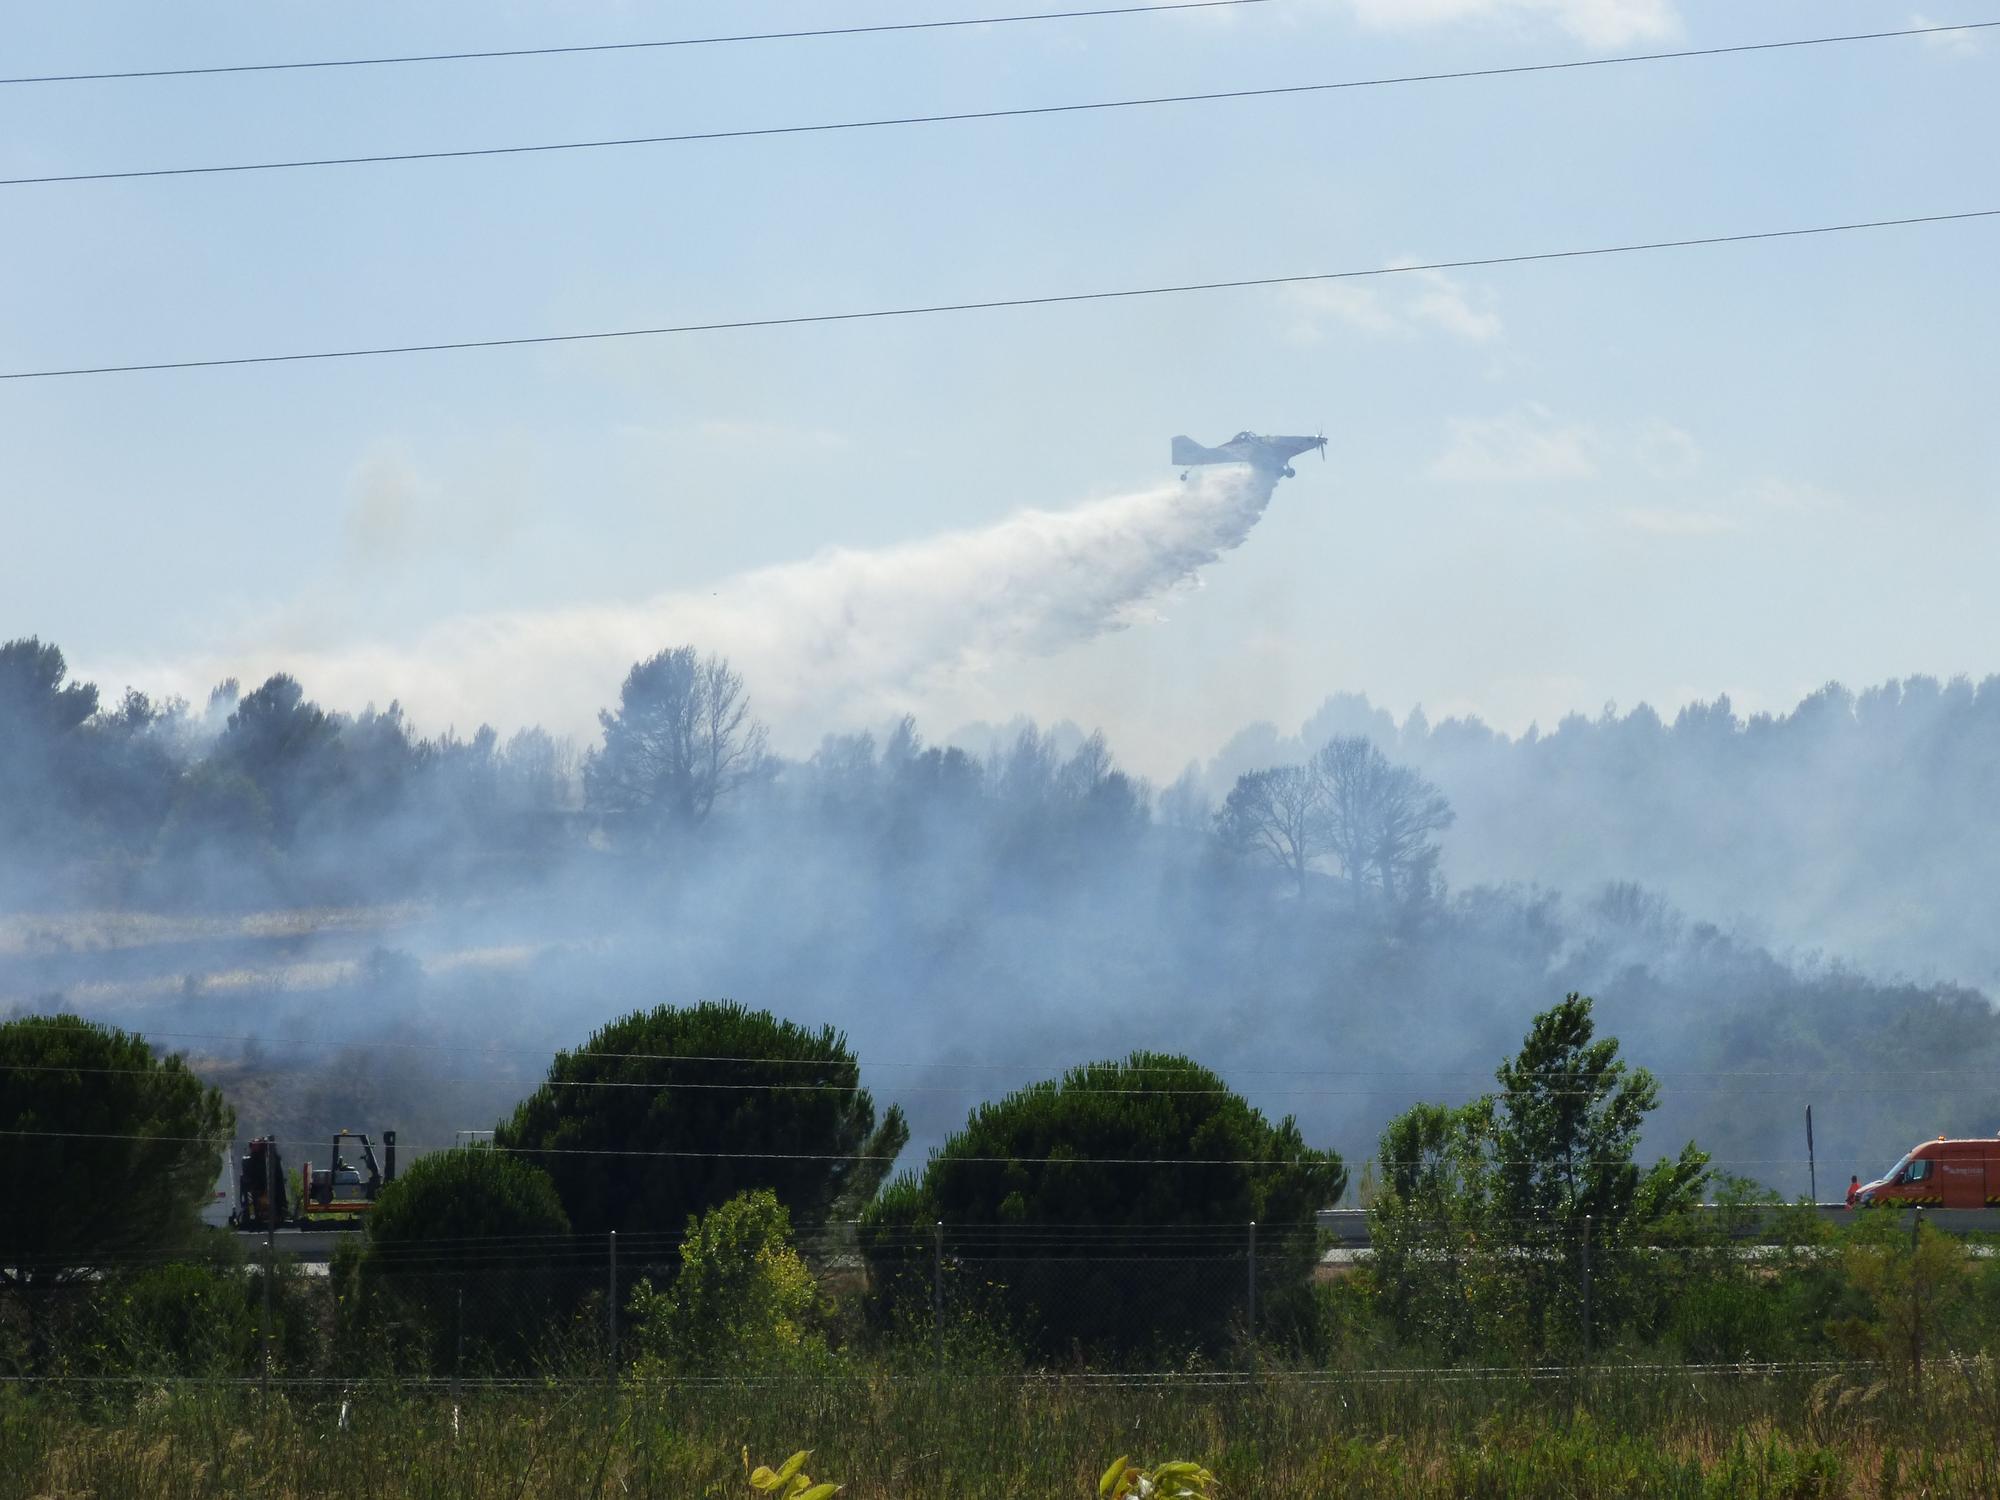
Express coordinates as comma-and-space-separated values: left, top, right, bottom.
1368, 994, 1708, 1359
630, 1190, 825, 1372
1828, 1210, 1985, 1371
90, 1260, 260, 1376
358, 1146, 576, 1372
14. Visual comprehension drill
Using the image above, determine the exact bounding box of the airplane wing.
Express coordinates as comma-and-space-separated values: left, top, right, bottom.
1172, 435, 1225, 466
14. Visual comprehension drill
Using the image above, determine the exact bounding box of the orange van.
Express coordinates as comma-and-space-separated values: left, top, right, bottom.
1854, 1137, 2000, 1208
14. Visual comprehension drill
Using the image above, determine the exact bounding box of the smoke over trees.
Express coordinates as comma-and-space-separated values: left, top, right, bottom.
1216, 736, 1454, 907
1216, 765, 1319, 896
586, 648, 767, 839
1212, 679, 2000, 986
5, 634, 2000, 1200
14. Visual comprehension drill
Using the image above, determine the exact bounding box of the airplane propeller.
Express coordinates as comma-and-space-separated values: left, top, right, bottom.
1316, 429, 1327, 460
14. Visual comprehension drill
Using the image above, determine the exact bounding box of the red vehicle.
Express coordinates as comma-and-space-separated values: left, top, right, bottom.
1854, 1137, 2000, 1208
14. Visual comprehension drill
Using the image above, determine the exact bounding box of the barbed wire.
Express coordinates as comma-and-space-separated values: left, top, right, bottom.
0, 1360, 1863, 1390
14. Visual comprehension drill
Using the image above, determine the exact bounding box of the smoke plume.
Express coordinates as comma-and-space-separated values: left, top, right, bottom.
113, 468, 1279, 747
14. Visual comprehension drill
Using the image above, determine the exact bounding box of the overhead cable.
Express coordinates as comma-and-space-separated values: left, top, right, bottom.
0, 1128, 1806, 1170
0, 1060, 1985, 1099
0, 2, 1270, 86
4, 1014, 1996, 1080
1, 208, 1993, 382
6, 21, 1992, 189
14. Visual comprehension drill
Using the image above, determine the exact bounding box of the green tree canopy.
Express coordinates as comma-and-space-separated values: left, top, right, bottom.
1369, 993, 1709, 1355
494, 1001, 908, 1237
0, 1015, 234, 1287
860, 1052, 1344, 1357
1365, 1097, 1508, 1357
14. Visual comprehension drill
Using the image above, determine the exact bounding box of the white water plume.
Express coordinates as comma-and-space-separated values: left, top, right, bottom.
122, 467, 1281, 745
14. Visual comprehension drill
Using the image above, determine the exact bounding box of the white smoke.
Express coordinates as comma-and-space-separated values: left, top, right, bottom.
114, 467, 1280, 746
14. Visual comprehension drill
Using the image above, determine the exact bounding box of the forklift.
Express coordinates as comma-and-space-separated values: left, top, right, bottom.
231, 1130, 397, 1230
298, 1130, 397, 1227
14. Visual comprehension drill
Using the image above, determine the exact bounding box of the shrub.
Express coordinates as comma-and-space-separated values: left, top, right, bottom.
359, 1147, 575, 1372
630, 1189, 824, 1372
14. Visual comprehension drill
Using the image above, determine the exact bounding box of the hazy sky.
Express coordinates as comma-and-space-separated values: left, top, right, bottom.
3, 0, 1994, 779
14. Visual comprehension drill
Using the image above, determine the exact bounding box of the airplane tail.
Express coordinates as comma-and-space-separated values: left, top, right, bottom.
1170, 435, 1212, 466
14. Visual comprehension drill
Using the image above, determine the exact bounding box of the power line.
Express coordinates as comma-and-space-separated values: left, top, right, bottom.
2, 207, 1992, 382
0, 1128, 1807, 1170
7, 21, 1991, 189
0, 1061, 1986, 1100
0, 2, 1271, 87
7, 1014, 1998, 1080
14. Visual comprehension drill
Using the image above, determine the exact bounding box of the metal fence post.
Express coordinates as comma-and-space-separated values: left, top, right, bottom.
1246, 1220, 1258, 1369
1806, 1105, 1817, 1205
1580, 1213, 1593, 1361
932, 1220, 945, 1373
1911, 1207, 1924, 1386
453, 1283, 464, 1402
261, 1142, 275, 1399
607, 1230, 619, 1382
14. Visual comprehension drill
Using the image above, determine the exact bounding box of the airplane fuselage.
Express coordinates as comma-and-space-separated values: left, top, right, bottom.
1171, 431, 1326, 478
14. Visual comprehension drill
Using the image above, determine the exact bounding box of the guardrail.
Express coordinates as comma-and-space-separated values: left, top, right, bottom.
1315, 1204, 2000, 1248
220, 1204, 1999, 1265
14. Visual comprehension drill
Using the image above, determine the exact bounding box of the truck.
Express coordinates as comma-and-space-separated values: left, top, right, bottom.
228, 1129, 396, 1231
1853, 1136, 2000, 1209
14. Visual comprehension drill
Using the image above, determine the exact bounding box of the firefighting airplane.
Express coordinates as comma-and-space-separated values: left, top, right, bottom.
1171, 430, 1327, 480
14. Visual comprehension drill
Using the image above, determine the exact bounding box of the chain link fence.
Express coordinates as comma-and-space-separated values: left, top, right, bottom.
1, 1221, 1297, 1385
2, 1207, 1972, 1386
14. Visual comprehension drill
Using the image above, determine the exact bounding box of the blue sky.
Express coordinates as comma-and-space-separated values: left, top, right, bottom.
2, 0, 1994, 778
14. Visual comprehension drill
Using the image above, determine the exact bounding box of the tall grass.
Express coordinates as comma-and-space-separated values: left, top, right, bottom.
6, 1360, 2000, 1498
